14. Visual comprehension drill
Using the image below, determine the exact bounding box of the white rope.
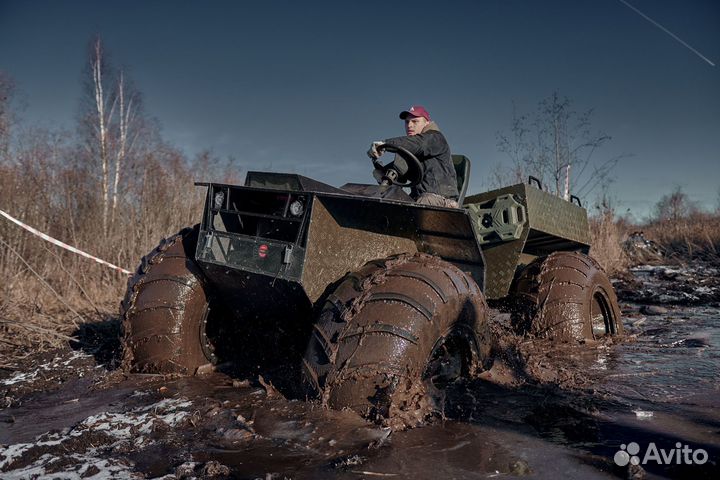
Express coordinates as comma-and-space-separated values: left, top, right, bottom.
0, 208, 133, 275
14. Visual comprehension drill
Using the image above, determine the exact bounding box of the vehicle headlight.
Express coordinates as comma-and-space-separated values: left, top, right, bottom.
289, 200, 304, 217
214, 191, 225, 209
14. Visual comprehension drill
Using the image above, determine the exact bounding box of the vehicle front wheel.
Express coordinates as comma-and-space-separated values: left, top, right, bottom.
302, 253, 491, 429
121, 226, 223, 374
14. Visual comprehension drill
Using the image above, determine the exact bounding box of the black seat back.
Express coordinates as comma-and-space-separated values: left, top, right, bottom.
452, 155, 471, 205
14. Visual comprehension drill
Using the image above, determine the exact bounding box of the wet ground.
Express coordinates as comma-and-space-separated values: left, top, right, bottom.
1, 263, 719, 479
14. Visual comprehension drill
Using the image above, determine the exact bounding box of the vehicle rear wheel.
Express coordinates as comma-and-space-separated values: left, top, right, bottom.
121, 225, 222, 374
510, 251, 623, 341
302, 253, 491, 428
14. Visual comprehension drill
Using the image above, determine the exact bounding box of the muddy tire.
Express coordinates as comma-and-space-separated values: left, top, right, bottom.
510, 251, 623, 341
121, 225, 218, 374
302, 253, 491, 428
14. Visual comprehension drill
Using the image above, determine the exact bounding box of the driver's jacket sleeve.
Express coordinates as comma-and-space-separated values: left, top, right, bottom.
383, 122, 459, 200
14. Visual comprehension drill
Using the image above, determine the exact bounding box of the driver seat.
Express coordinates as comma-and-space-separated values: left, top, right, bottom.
452, 155, 471, 205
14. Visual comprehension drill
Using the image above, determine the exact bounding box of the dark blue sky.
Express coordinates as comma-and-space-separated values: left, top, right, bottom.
1, 0, 718, 218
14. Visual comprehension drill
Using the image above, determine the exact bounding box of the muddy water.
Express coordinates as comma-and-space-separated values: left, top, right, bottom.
0, 369, 615, 479
2, 268, 719, 479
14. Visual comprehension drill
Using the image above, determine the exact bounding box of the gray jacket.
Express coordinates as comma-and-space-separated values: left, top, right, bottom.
383, 122, 459, 200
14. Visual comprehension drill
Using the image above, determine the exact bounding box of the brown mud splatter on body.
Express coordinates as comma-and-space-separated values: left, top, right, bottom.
121, 225, 211, 375
509, 251, 623, 342
304, 253, 490, 430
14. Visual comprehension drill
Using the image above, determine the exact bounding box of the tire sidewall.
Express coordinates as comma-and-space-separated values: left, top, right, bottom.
586, 269, 623, 337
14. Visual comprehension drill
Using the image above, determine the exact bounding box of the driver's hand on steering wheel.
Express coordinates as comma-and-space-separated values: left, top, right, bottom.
367, 141, 384, 160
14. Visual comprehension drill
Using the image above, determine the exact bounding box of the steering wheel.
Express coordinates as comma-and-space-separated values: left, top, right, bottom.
371, 144, 424, 187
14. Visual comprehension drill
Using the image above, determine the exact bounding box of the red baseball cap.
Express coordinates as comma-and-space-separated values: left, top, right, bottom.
399, 105, 431, 121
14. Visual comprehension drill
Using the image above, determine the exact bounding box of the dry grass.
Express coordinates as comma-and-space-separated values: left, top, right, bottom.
642, 211, 720, 263
587, 203, 720, 278
0, 143, 239, 364
589, 208, 630, 277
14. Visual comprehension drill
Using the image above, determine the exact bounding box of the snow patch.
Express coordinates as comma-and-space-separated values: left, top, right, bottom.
0, 396, 193, 476
1, 452, 139, 480
1, 350, 93, 386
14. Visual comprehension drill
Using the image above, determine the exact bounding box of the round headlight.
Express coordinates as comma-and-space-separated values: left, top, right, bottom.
289, 200, 304, 217
214, 191, 225, 209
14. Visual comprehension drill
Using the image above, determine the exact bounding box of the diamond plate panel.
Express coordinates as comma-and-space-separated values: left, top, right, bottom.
525, 187, 590, 245
465, 182, 590, 299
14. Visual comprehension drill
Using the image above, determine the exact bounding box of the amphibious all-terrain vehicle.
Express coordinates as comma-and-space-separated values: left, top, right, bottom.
121, 145, 622, 424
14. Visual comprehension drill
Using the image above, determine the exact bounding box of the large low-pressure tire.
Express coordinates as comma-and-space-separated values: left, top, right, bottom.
302, 253, 491, 428
510, 251, 623, 341
121, 225, 218, 374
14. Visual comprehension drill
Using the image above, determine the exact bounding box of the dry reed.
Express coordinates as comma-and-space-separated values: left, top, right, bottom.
642, 211, 720, 264
0, 141, 238, 364
589, 208, 630, 277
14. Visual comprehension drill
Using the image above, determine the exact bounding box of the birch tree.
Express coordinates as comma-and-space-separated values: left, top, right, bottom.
111, 71, 140, 224
81, 37, 143, 233
85, 37, 114, 234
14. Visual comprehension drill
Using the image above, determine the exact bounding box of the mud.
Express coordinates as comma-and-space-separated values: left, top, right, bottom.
121, 226, 215, 375
614, 263, 720, 306
304, 253, 491, 431
509, 251, 622, 341
2, 263, 719, 479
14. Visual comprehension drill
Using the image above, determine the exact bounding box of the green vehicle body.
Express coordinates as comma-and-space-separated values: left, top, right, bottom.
193, 156, 590, 313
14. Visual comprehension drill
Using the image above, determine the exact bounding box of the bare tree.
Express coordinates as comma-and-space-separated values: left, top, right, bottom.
111, 70, 142, 224
653, 186, 698, 223
0, 71, 14, 163
79, 37, 144, 233
496, 92, 626, 200
81, 37, 114, 234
